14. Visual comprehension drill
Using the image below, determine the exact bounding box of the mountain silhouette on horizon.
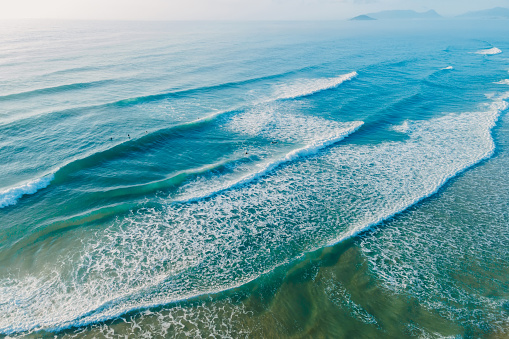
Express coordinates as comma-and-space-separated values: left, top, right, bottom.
457, 7, 509, 19
360, 9, 441, 20
350, 15, 376, 21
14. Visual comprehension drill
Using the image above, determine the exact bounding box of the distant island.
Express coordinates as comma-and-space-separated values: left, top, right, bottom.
350, 15, 376, 21
350, 7, 509, 21
351, 9, 441, 20
457, 7, 509, 19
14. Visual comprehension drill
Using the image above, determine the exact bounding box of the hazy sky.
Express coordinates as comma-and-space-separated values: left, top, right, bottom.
1, 0, 509, 21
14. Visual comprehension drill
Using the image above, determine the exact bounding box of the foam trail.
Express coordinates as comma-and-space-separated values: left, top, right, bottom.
1, 71, 358, 129
494, 79, 509, 85
391, 120, 411, 133
174, 121, 364, 203
475, 47, 502, 55
0, 175, 54, 208
0, 79, 115, 102
274, 72, 357, 100
442, 66, 454, 70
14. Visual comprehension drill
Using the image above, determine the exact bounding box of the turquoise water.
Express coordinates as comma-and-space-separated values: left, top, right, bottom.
1, 19, 508, 337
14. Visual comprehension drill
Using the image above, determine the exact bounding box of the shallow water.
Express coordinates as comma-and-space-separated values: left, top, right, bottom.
1, 19, 508, 337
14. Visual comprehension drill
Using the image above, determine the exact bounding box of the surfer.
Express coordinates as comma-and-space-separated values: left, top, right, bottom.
128, 134, 130, 139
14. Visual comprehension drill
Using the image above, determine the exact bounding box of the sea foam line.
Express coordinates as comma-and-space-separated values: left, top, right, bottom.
0, 175, 54, 208
174, 121, 364, 203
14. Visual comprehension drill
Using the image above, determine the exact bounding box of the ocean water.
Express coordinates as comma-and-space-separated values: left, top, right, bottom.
0, 19, 508, 338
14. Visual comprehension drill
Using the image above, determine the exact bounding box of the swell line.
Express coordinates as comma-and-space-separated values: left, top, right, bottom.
0, 80, 116, 102
0, 115, 219, 209
1, 69, 356, 129
0, 70, 290, 126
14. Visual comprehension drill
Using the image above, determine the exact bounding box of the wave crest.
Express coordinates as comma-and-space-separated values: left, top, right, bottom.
0, 175, 54, 209
274, 72, 357, 100
495, 79, 509, 85
475, 47, 502, 55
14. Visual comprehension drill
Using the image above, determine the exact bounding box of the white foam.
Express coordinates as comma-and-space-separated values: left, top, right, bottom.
324, 272, 377, 325
0, 175, 54, 208
1, 93, 508, 335
442, 66, 454, 70
391, 120, 411, 134
175, 104, 363, 202
273, 72, 357, 100
176, 120, 364, 203
475, 47, 502, 55
494, 79, 509, 85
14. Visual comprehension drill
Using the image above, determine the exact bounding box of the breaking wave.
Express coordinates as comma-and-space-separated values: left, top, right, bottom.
273, 72, 358, 100
475, 47, 502, 55
0, 175, 54, 209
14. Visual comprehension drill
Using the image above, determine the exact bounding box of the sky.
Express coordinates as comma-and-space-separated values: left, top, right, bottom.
0, 0, 508, 21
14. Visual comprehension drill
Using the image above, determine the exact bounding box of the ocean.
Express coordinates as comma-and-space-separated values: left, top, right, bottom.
0, 19, 508, 338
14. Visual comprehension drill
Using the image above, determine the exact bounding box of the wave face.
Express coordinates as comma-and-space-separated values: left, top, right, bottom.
2, 20, 509, 337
